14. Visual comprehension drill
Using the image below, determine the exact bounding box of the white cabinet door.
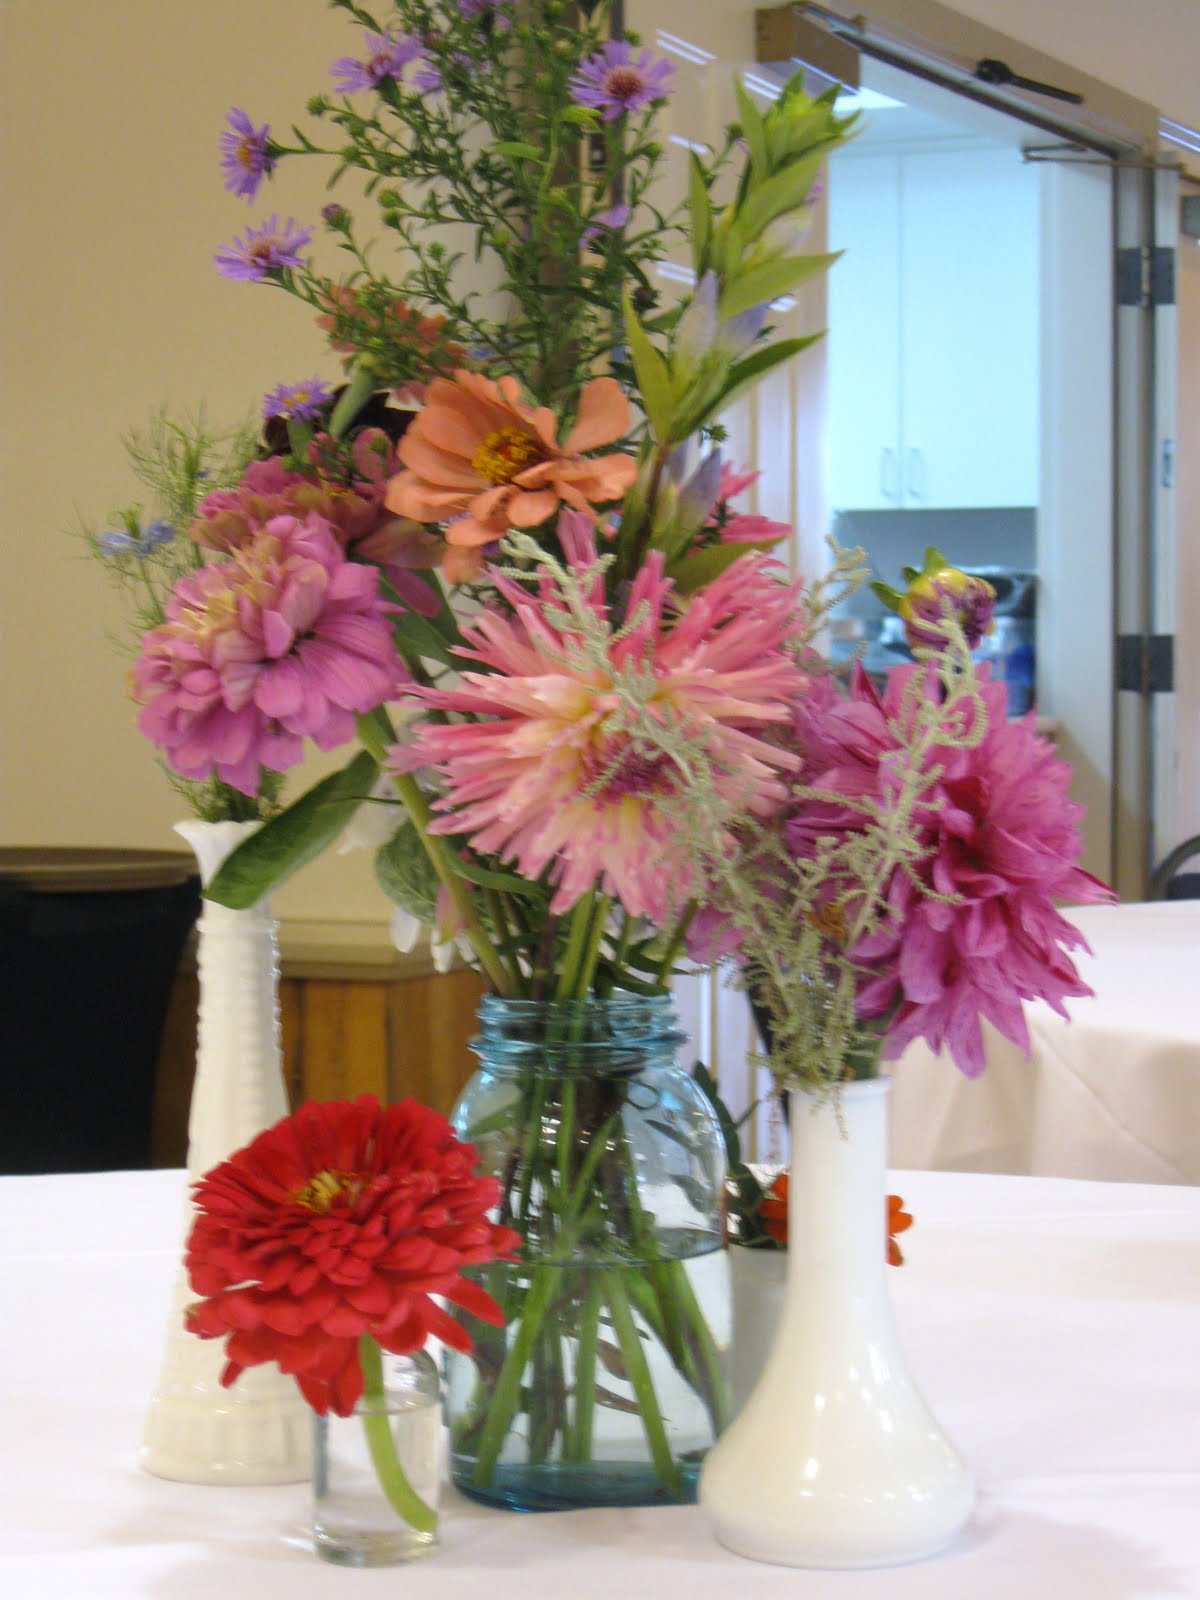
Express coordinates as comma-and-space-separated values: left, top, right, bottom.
827, 144, 1039, 511
827, 155, 903, 512
901, 148, 1040, 509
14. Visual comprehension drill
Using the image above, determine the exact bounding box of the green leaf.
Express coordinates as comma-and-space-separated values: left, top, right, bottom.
492, 141, 543, 161
447, 849, 543, 900
688, 152, 712, 276
668, 539, 780, 595
205, 750, 380, 908
392, 606, 461, 669
735, 151, 824, 245
678, 336, 825, 438
691, 1061, 743, 1168
558, 105, 601, 127
733, 78, 769, 176
871, 579, 904, 611
719, 251, 842, 319
622, 290, 675, 440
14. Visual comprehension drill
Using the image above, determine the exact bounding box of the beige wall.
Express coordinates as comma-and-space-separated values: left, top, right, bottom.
0, 0, 383, 924
2, 0, 1196, 935
946, 0, 1199, 131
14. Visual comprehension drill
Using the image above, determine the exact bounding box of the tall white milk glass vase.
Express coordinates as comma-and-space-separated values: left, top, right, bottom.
700, 1077, 973, 1567
141, 819, 310, 1484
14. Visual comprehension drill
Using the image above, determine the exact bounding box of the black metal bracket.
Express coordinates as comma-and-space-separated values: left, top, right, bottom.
1116, 634, 1176, 694
1117, 246, 1176, 308
974, 58, 1084, 105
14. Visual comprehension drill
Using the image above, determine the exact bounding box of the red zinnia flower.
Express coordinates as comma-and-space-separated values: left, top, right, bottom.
184, 1096, 519, 1415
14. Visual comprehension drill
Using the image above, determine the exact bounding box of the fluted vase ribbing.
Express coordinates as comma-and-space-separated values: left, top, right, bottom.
699, 1077, 973, 1567
141, 820, 310, 1484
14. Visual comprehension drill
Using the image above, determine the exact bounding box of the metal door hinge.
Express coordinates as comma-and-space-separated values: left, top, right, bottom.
1116, 246, 1176, 307
1116, 634, 1175, 693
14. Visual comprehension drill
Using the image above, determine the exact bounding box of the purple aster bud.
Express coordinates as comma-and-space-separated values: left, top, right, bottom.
321, 202, 350, 227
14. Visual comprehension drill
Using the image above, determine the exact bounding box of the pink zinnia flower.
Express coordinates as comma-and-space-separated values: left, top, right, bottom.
788, 664, 1114, 1077
133, 514, 407, 795
389, 515, 806, 920
190, 434, 441, 618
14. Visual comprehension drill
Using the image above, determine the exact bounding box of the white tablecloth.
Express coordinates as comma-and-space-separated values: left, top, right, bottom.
3, 1167, 1199, 1597
888, 901, 1200, 1183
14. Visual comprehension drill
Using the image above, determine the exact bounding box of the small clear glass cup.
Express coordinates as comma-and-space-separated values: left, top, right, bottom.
312, 1349, 442, 1566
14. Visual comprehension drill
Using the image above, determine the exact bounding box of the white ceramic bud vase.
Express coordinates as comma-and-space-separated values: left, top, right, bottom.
141, 820, 311, 1484
700, 1077, 974, 1568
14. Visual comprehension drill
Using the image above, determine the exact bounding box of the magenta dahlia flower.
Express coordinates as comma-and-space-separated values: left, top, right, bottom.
219, 107, 276, 201
570, 40, 675, 122
214, 214, 313, 281
390, 514, 805, 921
788, 663, 1114, 1077
133, 513, 406, 795
331, 30, 423, 94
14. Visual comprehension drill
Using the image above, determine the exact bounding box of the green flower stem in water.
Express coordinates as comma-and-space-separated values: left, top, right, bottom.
565, 1273, 603, 1464
357, 1335, 438, 1537
604, 1273, 683, 1500
471, 1262, 561, 1486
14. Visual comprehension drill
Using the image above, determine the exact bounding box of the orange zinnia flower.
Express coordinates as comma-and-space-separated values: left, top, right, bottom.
887, 1193, 914, 1266
385, 370, 637, 547
757, 1173, 914, 1264
760, 1171, 789, 1244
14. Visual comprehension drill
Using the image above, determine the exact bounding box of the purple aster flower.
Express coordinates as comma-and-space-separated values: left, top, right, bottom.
331, 30, 423, 94
582, 202, 632, 247
214, 215, 313, 281
570, 40, 675, 122
219, 107, 276, 202
262, 377, 335, 423
458, 0, 511, 24
412, 64, 444, 95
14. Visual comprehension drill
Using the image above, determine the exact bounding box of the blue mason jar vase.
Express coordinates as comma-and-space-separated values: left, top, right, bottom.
444, 994, 731, 1511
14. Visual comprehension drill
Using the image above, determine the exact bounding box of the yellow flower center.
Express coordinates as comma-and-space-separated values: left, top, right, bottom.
472, 426, 544, 486
291, 1168, 362, 1212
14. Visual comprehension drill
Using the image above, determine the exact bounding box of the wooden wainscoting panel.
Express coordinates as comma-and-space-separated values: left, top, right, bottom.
297, 979, 390, 1103
279, 977, 304, 1109
153, 963, 486, 1163
387, 969, 486, 1114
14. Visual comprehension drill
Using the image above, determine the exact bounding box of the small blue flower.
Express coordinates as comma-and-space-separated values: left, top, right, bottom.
99, 531, 138, 554
99, 520, 176, 558
142, 520, 176, 550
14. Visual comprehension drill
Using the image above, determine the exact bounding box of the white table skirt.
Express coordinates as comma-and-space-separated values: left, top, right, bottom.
3, 1166, 1199, 1597
888, 901, 1200, 1184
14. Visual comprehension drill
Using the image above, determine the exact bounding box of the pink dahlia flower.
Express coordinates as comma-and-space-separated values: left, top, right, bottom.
390, 514, 806, 921
133, 514, 407, 795
788, 663, 1113, 1077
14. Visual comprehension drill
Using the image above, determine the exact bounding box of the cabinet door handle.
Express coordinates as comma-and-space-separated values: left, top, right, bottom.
880, 447, 899, 502
905, 447, 926, 502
